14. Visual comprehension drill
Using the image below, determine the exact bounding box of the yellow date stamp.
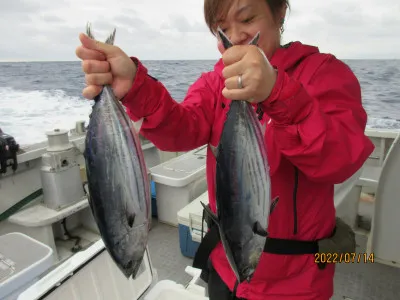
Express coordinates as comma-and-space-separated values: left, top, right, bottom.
314, 252, 375, 264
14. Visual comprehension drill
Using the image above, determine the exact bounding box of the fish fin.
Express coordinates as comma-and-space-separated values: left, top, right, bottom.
209, 144, 218, 158
269, 196, 279, 214
125, 203, 136, 228
127, 212, 135, 228
200, 201, 241, 282
261, 121, 267, 136
132, 118, 144, 134
200, 201, 219, 225
86, 22, 95, 39
113, 183, 135, 228
253, 221, 268, 237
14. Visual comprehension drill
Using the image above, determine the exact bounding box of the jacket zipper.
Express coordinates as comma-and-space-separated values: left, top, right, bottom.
293, 167, 299, 234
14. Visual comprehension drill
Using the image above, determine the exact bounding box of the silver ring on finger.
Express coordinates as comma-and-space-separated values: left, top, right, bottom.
237, 74, 243, 89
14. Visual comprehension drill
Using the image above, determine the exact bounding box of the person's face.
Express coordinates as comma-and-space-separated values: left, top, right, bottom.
215, 0, 285, 59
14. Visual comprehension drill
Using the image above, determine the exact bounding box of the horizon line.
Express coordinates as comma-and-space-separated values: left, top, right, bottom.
1, 58, 399, 63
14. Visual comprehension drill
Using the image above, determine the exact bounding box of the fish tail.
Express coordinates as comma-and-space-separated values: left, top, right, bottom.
86, 22, 94, 39
217, 26, 260, 50
217, 27, 233, 49
132, 118, 143, 134
104, 28, 116, 45
86, 22, 116, 45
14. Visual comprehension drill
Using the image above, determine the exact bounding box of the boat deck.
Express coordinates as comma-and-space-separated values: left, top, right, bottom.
147, 218, 400, 300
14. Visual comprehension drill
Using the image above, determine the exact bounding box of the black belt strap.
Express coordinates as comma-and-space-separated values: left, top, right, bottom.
263, 237, 319, 254
192, 203, 330, 283
192, 223, 320, 273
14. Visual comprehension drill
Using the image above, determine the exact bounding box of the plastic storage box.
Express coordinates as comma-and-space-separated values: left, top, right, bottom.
18, 242, 206, 300
17, 240, 157, 300
0, 232, 53, 300
150, 146, 208, 226
177, 192, 209, 258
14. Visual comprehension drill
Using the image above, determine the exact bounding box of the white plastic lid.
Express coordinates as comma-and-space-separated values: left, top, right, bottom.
177, 191, 209, 229
0, 233, 53, 300
150, 150, 206, 187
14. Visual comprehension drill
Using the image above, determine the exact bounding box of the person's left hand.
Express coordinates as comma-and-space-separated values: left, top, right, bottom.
221, 45, 277, 103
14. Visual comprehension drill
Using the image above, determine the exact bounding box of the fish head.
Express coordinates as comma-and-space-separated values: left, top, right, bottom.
106, 222, 149, 279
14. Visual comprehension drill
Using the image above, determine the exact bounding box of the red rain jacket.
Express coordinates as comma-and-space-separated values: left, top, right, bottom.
122, 41, 375, 299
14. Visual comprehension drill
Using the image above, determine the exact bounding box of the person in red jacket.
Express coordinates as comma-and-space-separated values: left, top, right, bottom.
76, 0, 375, 299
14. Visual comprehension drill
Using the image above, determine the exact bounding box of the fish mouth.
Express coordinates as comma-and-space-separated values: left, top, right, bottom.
120, 257, 144, 279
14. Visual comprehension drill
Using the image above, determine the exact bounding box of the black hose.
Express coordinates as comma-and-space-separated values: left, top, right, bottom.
61, 218, 83, 253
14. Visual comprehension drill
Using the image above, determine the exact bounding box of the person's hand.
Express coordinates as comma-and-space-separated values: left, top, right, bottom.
221, 45, 277, 103
76, 33, 137, 100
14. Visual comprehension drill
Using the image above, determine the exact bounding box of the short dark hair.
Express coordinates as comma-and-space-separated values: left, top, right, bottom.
204, 0, 290, 34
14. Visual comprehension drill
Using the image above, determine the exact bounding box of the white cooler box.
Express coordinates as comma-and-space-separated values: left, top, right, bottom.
177, 191, 209, 258
0, 232, 53, 300
17, 239, 209, 300
144, 278, 208, 300
150, 146, 208, 226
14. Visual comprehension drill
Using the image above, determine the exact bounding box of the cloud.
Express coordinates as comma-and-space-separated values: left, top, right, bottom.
282, 0, 400, 59
1, 0, 37, 14
0, 0, 398, 61
161, 14, 209, 33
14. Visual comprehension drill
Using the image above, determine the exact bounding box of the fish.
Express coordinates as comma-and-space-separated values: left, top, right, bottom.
202, 27, 273, 284
83, 23, 151, 279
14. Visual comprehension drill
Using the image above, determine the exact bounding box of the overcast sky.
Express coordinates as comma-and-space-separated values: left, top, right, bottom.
1, 0, 399, 61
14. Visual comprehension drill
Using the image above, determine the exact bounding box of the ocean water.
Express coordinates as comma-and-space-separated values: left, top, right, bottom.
0, 59, 399, 147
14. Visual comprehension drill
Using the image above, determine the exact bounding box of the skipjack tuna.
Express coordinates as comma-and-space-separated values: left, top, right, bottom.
203, 27, 274, 284
83, 23, 151, 279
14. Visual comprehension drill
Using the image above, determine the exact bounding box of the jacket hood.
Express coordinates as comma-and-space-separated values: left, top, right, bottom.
214, 41, 320, 75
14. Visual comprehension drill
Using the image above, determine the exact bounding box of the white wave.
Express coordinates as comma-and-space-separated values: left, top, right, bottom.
0, 87, 92, 147
367, 117, 400, 131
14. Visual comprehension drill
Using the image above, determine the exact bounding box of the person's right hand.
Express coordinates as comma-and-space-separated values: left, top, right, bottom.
76, 33, 137, 100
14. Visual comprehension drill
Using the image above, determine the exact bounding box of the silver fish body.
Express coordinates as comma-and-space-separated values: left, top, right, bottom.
83, 24, 151, 279
205, 28, 272, 283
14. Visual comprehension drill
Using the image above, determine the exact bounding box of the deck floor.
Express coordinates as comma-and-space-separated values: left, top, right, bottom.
147, 218, 400, 300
